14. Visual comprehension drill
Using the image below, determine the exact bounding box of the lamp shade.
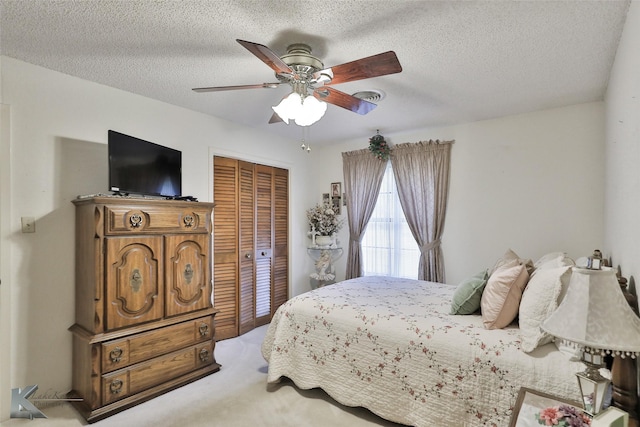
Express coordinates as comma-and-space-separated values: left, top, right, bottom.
541, 267, 640, 356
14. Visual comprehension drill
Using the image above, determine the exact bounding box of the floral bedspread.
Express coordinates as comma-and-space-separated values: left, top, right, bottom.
261, 276, 583, 427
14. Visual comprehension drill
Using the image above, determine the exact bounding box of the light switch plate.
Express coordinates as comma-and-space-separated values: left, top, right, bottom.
21, 217, 36, 233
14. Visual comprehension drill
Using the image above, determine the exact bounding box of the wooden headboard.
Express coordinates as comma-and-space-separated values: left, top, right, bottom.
611, 270, 639, 427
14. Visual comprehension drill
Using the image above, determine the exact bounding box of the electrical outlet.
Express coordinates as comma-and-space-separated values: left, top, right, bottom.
21, 217, 36, 233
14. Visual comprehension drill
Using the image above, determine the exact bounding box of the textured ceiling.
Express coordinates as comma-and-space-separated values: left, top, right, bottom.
0, 0, 631, 145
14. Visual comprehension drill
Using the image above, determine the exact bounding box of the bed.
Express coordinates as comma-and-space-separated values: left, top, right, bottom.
261, 274, 585, 427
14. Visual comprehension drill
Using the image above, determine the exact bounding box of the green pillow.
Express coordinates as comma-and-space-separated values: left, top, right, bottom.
450, 270, 489, 315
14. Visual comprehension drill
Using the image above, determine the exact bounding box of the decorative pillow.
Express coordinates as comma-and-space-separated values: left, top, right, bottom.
489, 249, 520, 274
519, 266, 572, 352
491, 249, 534, 276
481, 260, 530, 329
534, 252, 575, 270
450, 270, 489, 315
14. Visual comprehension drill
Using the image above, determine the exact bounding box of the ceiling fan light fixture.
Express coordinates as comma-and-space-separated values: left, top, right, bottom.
272, 92, 302, 124
272, 91, 327, 127
295, 96, 327, 126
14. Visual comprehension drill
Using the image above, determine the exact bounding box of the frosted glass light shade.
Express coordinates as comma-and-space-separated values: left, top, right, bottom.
272, 92, 327, 127
294, 96, 327, 126
272, 92, 302, 124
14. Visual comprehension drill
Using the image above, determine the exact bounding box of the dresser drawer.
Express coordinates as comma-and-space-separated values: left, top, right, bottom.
104, 205, 211, 234
102, 316, 213, 373
102, 340, 215, 405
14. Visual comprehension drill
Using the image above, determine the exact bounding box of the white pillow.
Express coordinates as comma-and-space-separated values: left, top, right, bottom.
519, 266, 572, 352
534, 252, 575, 270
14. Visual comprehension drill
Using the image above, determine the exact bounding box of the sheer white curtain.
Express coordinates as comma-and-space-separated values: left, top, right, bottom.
391, 140, 453, 282
362, 162, 420, 279
342, 148, 387, 279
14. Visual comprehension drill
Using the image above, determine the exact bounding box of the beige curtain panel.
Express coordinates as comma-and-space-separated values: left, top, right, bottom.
391, 140, 453, 283
341, 148, 387, 279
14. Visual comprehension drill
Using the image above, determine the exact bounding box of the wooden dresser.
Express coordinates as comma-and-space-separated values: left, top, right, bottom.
68, 197, 220, 422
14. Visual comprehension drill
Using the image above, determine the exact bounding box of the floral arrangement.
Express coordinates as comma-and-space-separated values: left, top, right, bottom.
536, 405, 591, 427
306, 203, 343, 236
369, 132, 390, 160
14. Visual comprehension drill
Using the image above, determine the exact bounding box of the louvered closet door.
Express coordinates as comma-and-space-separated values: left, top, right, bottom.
254, 165, 273, 327
272, 167, 289, 314
238, 161, 256, 335
213, 156, 289, 338
212, 157, 239, 340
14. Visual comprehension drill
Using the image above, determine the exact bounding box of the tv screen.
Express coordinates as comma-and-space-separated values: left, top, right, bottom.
108, 130, 182, 197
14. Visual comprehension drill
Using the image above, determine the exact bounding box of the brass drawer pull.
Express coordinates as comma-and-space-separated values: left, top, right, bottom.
198, 323, 209, 337
110, 379, 123, 394
109, 347, 123, 363
183, 215, 194, 227
129, 213, 143, 228
199, 348, 209, 362
184, 263, 194, 284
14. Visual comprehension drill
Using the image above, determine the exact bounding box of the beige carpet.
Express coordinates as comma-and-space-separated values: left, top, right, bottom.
1, 325, 405, 427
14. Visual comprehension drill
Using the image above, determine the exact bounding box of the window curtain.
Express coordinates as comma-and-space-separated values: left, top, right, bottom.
342, 148, 387, 279
390, 140, 453, 283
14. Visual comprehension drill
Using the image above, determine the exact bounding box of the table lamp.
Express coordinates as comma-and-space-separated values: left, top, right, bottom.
541, 267, 640, 415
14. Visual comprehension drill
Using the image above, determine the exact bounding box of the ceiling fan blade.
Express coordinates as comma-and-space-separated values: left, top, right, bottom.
192, 82, 282, 92
269, 112, 284, 124
236, 39, 293, 75
325, 51, 402, 86
313, 86, 377, 115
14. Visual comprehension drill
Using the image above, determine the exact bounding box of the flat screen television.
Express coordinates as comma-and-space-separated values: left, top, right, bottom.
108, 130, 182, 197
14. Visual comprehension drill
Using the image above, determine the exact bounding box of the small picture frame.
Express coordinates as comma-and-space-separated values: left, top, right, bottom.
510, 387, 591, 427
331, 195, 341, 215
330, 182, 342, 215
322, 193, 330, 204
331, 182, 341, 198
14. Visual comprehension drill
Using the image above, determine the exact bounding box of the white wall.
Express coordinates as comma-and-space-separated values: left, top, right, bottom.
0, 57, 316, 420
605, 0, 640, 292
313, 102, 606, 285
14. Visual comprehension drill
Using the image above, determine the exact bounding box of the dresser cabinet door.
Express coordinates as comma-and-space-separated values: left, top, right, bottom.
105, 236, 164, 330
164, 234, 211, 317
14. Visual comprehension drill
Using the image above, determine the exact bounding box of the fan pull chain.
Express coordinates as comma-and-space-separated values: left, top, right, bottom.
300, 127, 311, 153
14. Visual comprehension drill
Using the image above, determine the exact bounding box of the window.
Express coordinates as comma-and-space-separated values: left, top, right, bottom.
362, 163, 420, 279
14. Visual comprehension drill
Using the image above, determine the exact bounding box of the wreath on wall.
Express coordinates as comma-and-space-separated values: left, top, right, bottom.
369, 130, 390, 160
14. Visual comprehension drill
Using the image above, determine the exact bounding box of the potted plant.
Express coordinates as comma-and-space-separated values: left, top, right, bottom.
306, 203, 343, 246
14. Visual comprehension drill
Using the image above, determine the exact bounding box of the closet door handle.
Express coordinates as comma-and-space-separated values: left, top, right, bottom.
245, 253, 252, 259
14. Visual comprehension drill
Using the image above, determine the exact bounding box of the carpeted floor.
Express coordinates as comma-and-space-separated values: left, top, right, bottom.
1, 325, 405, 427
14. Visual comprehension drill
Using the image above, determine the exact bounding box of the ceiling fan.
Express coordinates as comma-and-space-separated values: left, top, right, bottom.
192, 39, 402, 126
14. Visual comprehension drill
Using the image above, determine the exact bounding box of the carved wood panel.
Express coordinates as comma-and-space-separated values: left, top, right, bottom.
164, 234, 211, 317
105, 236, 164, 330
